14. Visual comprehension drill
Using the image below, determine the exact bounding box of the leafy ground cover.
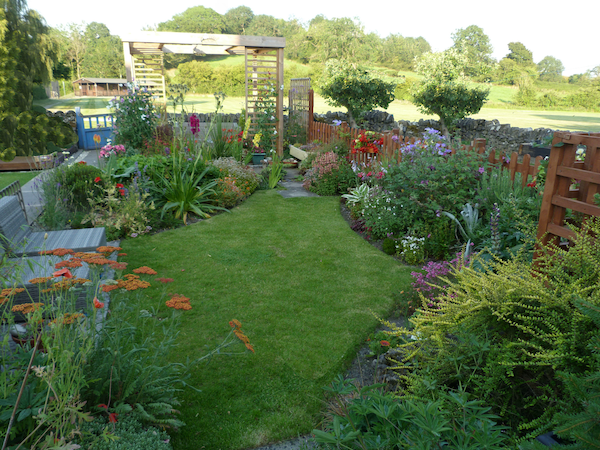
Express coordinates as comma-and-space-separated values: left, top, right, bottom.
0, 170, 39, 189
119, 190, 413, 449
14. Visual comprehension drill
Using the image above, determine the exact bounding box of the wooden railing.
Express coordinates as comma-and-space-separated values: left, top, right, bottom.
536, 132, 600, 250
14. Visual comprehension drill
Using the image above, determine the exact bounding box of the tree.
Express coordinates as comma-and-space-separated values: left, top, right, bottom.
0, 0, 72, 160
451, 25, 495, 79
224, 6, 254, 34
157, 6, 227, 34
411, 49, 489, 136
506, 42, 534, 66
319, 59, 395, 128
537, 56, 564, 82
304, 16, 367, 63
80, 22, 123, 78
59, 23, 86, 79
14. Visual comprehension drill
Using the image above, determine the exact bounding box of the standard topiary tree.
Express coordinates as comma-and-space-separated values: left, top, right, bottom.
319, 59, 395, 128
411, 49, 489, 136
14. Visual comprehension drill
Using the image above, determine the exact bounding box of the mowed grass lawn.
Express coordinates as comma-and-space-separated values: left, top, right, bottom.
0, 171, 39, 190
120, 190, 413, 449
36, 93, 600, 133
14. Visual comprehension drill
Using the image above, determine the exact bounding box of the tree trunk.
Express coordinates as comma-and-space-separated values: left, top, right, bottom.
439, 117, 450, 137
346, 110, 357, 128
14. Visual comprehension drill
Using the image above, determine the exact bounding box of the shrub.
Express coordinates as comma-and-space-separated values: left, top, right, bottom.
211, 157, 260, 194
302, 151, 357, 196
108, 83, 158, 150
57, 162, 105, 211
78, 416, 173, 450
389, 217, 600, 442
313, 377, 509, 449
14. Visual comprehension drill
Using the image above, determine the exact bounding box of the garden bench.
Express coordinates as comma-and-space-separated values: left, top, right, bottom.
0, 195, 106, 257
0, 248, 93, 322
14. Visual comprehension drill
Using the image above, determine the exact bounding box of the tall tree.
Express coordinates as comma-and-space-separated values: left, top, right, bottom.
0, 0, 63, 160
157, 6, 227, 34
224, 6, 254, 35
506, 42, 534, 66
452, 25, 495, 79
537, 56, 564, 82
59, 23, 86, 79
411, 49, 489, 136
304, 16, 366, 63
80, 22, 123, 78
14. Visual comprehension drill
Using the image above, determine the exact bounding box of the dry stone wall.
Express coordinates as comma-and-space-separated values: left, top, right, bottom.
313, 110, 589, 152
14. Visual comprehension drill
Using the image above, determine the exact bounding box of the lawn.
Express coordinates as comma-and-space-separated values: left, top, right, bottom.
0, 171, 39, 190
120, 190, 413, 449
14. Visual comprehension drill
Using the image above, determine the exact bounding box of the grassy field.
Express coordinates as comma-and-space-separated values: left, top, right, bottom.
34, 91, 600, 132
120, 190, 413, 449
0, 171, 39, 190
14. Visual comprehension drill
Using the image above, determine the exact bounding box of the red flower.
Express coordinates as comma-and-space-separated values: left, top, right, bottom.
53, 268, 73, 279
97, 404, 108, 410
94, 177, 101, 183
115, 183, 124, 189
93, 297, 104, 309
118, 189, 125, 196
108, 412, 118, 423
78, 161, 86, 165
380, 340, 390, 347
527, 181, 536, 188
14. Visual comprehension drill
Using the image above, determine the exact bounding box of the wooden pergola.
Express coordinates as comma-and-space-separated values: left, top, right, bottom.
120, 31, 285, 155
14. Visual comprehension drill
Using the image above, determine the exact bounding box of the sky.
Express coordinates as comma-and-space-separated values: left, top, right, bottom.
27, 0, 599, 76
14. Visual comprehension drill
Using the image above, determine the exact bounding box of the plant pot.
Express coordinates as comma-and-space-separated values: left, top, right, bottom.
252, 153, 266, 165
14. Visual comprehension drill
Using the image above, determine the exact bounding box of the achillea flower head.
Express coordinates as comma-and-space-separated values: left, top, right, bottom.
133, 266, 157, 275
12, 302, 44, 314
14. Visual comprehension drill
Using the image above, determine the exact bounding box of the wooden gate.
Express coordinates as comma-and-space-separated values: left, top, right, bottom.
288, 78, 311, 144
75, 109, 114, 150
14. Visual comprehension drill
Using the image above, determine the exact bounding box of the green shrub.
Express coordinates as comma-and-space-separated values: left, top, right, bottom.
389, 217, 600, 442
79, 416, 173, 450
302, 151, 357, 196
313, 377, 509, 449
58, 162, 105, 211
382, 237, 397, 255
108, 84, 158, 150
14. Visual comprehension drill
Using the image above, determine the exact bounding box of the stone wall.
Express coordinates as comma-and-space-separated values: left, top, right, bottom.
312, 110, 584, 152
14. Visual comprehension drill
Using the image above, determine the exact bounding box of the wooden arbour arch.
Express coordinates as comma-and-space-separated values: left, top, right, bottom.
120, 31, 285, 154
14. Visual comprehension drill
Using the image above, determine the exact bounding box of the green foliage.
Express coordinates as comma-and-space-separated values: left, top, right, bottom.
302, 151, 358, 196
538, 56, 565, 82
412, 49, 489, 135
153, 153, 225, 225
80, 22, 124, 78
319, 59, 395, 128
313, 377, 509, 449
389, 217, 600, 442
157, 5, 227, 34
79, 416, 173, 450
108, 84, 158, 150
381, 237, 397, 255
452, 25, 496, 79
58, 162, 105, 211
506, 42, 535, 66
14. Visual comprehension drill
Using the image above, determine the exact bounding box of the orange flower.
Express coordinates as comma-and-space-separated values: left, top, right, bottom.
55, 258, 83, 269
156, 277, 174, 284
93, 297, 104, 309
165, 294, 191, 310
2, 287, 26, 296
108, 261, 128, 271
53, 268, 73, 278
118, 253, 127, 256
39, 248, 74, 257
230, 319, 242, 329
12, 302, 44, 314
28, 277, 53, 284
245, 342, 255, 353
380, 340, 390, 347
133, 266, 157, 275
102, 284, 120, 293
96, 246, 122, 254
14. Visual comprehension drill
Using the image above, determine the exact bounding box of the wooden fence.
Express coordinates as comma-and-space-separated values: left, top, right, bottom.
308, 119, 543, 187
535, 132, 600, 250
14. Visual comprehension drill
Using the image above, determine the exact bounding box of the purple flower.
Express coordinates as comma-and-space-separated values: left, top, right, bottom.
478, 166, 485, 174
332, 119, 342, 126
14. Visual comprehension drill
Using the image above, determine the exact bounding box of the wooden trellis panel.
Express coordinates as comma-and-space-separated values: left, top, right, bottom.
245, 47, 284, 155
288, 78, 311, 143
536, 132, 600, 249
133, 54, 166, 102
